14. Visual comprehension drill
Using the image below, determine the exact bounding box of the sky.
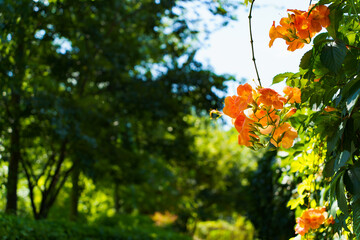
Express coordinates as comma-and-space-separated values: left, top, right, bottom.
195, 0, 312, 94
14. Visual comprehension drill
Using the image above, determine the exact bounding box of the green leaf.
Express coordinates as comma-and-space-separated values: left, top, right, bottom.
299, 50, 312, 69
339, 76, 360, 112
313, 32, 329, 46
346, 88, 360, 113
353, 200, 360, 239
326, 5, 343, 39
320, 40, 347, 72
344, 165, 360, 202
324, 157, 335, 178
272, 72, 294, 85
334, 150, 351, 173
330, 171, 343, 204
336, 175, 349, 216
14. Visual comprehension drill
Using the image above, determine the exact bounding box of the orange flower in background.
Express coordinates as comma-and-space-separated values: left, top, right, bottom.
258, 88, 286, 109
271, 122, 298, 149
326, 215, 335, 225
234, 112, 256, 147
151, 211, 178, 227
283, 86, 301, 104
295, 207, 328, 236
295, 217, 309, 236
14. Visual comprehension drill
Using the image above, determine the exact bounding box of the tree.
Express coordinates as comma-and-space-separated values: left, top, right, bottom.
0, 0, 240, 219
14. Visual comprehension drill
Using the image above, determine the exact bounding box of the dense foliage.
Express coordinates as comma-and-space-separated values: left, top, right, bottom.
0, 0, 274, 239
221, 0, 360, 239
0, 213, 191, 240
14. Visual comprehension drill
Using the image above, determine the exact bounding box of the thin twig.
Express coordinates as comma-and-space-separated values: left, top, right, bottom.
248, 0, 262, 87
346, 44, 360, 50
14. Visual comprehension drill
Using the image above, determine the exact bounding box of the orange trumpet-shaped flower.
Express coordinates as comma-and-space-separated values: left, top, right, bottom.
269, 21, 285, 47
270, 5, 330, 51
283, 86, 301, 104
249, 108, 280, 135
286, 39, 306, 52
234, 112, 256, 147
258, 88, 286, 109
223, 95, 243, 119
223, 83, 253, 119
326, 215, 335, 225
271, 122, 298, 149
295, 217, 309, 236
308, 5, 330, 34
249, 108, 279, 127
295, 207, 328, 236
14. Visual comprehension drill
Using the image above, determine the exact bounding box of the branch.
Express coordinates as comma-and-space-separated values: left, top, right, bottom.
20, 157, 38, 217
46, 165, 74, 209
248, 0, 262, 87
44, 139, 67, 195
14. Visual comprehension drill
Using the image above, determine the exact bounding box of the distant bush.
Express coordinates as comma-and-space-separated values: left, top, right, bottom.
0, 213, 191, 240
194, 216, 254, 240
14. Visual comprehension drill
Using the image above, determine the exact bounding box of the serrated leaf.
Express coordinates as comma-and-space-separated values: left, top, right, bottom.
320, 41, 347, 72
299, 50, 312, 69
272, 72, 294, 85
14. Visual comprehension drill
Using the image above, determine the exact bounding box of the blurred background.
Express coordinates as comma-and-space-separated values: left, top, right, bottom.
0, 0, 305, 239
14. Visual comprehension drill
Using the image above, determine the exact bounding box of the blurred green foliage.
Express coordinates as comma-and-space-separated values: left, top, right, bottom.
0, 0, 297, 238
0, 213, 191, 240
194, 215, 255, 240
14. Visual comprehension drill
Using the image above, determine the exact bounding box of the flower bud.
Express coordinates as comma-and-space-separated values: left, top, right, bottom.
283, 107, 297, 121
324, 106, 336, 112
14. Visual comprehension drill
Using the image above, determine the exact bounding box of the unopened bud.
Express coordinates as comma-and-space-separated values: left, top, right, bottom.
283, 108, 297, 121
324, 106, 336, 112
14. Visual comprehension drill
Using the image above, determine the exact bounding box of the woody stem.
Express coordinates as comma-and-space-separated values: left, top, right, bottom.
248, 0, 262, 87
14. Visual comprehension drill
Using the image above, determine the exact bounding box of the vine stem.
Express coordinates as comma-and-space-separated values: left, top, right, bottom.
248, 0, 262, 87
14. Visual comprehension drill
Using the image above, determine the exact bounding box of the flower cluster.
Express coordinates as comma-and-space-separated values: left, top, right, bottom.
269, 5, 330, 51
295, 207, 332, 236
223, 83, 300, 149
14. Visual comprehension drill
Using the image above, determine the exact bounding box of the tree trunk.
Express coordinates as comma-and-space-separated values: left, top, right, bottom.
5, 23, 25, 214
70, 159, 81, 221
5, 118, 21, 214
